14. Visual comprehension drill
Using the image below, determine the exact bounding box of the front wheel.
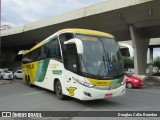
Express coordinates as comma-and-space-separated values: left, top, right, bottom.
55, 81, 65, 100
126, 82, 133, 88
14, 75, 17, 79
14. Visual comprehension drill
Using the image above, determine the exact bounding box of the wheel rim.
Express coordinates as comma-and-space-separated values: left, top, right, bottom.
127, 82, 132, 88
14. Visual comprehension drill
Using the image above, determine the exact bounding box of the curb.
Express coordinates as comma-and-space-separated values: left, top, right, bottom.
0, 80, 13, 85
143, 85, 160, 89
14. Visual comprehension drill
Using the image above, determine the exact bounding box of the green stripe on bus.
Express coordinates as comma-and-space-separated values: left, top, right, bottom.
52, 70, 62, 75
117, 76, 124, 83
34, 59, 50, 82
110, 79, 118, 84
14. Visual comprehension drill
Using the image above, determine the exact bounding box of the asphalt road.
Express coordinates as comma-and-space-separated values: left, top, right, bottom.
0, 79, 160, 120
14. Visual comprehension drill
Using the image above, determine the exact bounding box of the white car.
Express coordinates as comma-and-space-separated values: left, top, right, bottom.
14, 70, 22, 79
0, 69, 13, 80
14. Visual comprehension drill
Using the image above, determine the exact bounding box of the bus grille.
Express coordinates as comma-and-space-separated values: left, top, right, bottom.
94, 84, 121, 90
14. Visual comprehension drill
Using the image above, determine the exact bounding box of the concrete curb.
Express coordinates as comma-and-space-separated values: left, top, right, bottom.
139, 76, 160, 89
0, 80, 13, 85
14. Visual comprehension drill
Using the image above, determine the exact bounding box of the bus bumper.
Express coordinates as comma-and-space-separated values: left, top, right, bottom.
78, 84, 126, 100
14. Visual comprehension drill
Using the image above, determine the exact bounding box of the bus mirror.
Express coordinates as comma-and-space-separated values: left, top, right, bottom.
64, 38, 83, 54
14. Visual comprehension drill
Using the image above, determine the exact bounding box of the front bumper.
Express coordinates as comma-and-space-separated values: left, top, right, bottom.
78, 84, 126, 100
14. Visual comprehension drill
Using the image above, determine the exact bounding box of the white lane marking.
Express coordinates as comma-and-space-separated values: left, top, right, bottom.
23, 91, 44, 96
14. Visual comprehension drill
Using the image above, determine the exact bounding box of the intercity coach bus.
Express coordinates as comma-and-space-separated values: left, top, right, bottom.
22, 29, 125, 100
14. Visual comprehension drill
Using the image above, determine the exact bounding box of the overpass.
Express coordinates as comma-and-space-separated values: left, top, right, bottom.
1, 0, 160, 74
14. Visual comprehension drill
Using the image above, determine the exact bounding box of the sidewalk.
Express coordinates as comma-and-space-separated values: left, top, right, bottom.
0, 80, 13, 85
140, 76, 160, 89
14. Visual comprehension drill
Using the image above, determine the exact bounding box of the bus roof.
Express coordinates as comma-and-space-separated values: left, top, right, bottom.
58, 28, 113, 38
23, 28, 114, 55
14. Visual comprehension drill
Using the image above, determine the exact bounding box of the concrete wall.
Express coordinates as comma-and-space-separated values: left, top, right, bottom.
1, 62, 22, 71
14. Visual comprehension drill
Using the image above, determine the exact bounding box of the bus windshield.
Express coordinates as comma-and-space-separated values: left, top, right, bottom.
76, 34, 123, 78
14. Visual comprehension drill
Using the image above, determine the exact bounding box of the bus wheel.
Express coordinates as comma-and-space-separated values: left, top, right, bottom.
26, 76, 32, 87
55, 81, 65, 100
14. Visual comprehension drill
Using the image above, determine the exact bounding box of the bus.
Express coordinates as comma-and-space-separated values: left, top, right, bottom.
22, 29, 125, 100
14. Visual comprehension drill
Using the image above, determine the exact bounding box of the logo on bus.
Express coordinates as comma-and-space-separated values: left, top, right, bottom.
67, 87, 77, 96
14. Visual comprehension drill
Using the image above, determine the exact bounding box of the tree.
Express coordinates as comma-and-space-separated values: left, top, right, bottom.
153, 56, 160, 75
123, 56, 134, 69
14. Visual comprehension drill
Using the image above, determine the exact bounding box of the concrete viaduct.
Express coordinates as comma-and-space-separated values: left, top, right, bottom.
1, 0, 160, 75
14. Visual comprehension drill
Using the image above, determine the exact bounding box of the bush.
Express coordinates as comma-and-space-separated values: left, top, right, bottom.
153, 56, 160, 75
153, 56, 160, 68
123, 56, 134, 69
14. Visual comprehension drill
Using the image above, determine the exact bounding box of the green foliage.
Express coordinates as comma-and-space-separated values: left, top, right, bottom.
153, 56, 160, 68
123, 56, 134, 69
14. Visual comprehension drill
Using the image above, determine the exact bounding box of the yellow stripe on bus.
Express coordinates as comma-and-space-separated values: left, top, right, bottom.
87, 78, 112, 86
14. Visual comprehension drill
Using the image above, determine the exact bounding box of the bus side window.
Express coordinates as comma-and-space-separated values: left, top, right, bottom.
38, 48, 41, 60
40, 46, 47, 59
59, 33, 74, 56
32, 49, 39, 61
48, 39, 61, 59
64, 44, 79, 73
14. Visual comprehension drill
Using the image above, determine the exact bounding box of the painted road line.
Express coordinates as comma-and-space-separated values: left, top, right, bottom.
23, 91, 44, 96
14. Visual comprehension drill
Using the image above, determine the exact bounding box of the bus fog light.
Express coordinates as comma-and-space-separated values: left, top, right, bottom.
83, 92, 91, 97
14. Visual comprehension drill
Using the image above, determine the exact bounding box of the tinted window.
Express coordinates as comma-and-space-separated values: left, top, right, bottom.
22, 37, 61, 64
47, 39, 61, 59
64, 44, 79, 73
59, 33, 74, 56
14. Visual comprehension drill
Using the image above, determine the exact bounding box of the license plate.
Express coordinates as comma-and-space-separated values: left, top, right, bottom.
105, 94, 112, 98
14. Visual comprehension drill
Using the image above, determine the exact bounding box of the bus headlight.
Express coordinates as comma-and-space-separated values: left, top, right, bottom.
72, 77, 95, 88
79, 80, 95, 88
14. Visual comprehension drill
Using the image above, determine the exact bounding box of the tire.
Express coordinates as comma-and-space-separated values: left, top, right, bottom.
14, 75, 17, 79
55, 81, 65, 100
126, 82, 133, 89
26, 76, 32, 87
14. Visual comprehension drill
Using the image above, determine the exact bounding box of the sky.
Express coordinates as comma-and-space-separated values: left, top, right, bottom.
1, 0, 159, 58
1, 0, 105, 27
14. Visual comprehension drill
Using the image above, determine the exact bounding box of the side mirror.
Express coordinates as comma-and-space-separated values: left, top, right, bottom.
64, 38, 83, 54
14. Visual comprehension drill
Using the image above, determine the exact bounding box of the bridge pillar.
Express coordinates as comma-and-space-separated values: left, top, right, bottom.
149, 47, 153, 64
129, 25, 150, 75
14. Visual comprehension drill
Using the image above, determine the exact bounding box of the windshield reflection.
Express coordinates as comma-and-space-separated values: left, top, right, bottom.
76, 34, 123, 78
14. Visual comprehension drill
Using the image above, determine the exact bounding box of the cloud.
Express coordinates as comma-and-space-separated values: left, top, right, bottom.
1, 0, 105, 27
